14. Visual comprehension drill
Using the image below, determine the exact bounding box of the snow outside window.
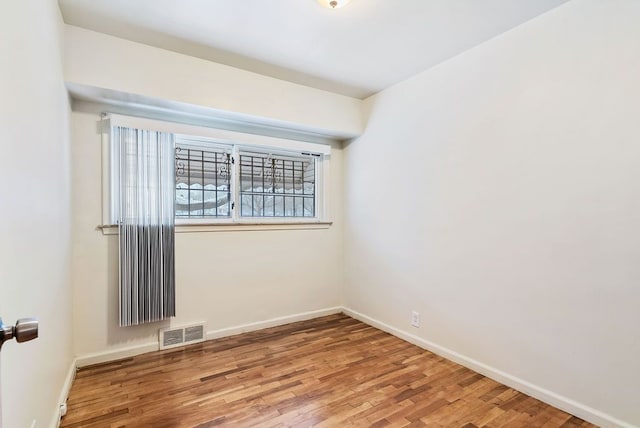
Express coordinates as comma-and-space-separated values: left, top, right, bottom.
175, 143, 232, 219
174, 137, 323, 223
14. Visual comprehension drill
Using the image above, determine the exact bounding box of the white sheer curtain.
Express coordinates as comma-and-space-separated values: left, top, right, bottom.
112, 126, 175, 326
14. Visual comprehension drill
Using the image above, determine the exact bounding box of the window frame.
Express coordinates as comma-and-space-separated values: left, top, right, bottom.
174, 136, 325, 225
102, 114, 331, 230
174, 136, 235, 224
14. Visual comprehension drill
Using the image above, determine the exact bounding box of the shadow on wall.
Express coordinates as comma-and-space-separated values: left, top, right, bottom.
106, 236, 169, 346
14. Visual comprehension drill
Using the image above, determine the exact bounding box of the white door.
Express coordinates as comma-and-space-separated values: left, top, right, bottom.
0, 317, 39, 428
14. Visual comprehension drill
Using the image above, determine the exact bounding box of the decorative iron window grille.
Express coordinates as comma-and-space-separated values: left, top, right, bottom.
175, 144, 232, 218
239, 151, 316, 218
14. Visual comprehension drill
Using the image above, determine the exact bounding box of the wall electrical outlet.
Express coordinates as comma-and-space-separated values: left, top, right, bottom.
411, 310, 420, 328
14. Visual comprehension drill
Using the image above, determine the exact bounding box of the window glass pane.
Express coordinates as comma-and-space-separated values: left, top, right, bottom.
241, 194, 251, 217
189, 187, 203, 216
264, 195, 274, 217
274, 196, 284, 217
175, 143, 232, 218
239, 151, 315, 218
252, 195, 263, 216
174, 141, 319, 221
285, 196, 294, 217
203, 190, 216, 216
294, 197, 303, 217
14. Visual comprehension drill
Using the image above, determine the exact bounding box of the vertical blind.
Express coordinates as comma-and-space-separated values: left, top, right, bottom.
112, 126, 176, 326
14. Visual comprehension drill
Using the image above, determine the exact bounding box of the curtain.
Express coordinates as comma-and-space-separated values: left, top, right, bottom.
113, 126, 175, 326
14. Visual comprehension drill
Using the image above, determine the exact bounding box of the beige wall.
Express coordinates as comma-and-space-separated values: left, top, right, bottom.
64, 25, 363, 139
70, 109, 344, 361
66, 24, 353, 364
7, 0, 635, 426
344, 1, 640, 426
0, 1, 73, 427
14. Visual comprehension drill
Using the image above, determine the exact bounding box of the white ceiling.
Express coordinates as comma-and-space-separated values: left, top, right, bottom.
58, 0, 569, 99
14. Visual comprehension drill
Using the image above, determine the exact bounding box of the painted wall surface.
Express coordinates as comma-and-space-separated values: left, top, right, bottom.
0, 2, 73, 428
64, 25, 363, 139
344, 0, 640, 426
70, 110, 344, 360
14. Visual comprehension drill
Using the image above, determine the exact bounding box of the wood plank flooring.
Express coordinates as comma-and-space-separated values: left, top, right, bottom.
61, 314, 596, 427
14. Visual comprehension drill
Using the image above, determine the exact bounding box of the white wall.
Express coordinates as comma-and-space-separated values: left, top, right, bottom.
0, 2, 73, 428
344, 0, 640, 426
64, 25, 363, 139
70, 109, 344, 361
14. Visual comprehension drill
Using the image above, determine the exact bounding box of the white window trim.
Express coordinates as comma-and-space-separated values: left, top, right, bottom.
232, 144, 325, 223
100, 114, 332, 233
98, 222, 333, 235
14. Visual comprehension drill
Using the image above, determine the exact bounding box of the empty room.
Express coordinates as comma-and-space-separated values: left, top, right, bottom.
1, 0, 639, 427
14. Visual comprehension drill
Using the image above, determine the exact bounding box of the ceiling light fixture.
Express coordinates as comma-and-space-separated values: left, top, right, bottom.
317, 0, 352, 9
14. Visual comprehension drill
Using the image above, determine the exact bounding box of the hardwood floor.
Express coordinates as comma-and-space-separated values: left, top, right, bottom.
61, 314, 596, 427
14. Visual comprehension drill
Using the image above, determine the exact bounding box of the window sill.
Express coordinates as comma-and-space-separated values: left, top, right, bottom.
98, 221, 333, 235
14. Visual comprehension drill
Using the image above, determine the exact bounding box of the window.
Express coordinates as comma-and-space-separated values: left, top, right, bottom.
172, 137, 324, 223
239, 150, 316, 218
175, 143, 232, 219
104, 116, 330, 229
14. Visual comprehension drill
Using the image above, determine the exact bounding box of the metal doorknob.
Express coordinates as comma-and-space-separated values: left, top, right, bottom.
0, 317, 39, 350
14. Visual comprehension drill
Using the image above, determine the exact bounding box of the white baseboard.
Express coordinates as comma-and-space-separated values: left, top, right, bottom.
75, 342, 159, 368
70, 306, 631, 427
74, 306, 343, 368
52, 358, 77, 428
342, 307, 635, 428
206, 307, 343, 340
